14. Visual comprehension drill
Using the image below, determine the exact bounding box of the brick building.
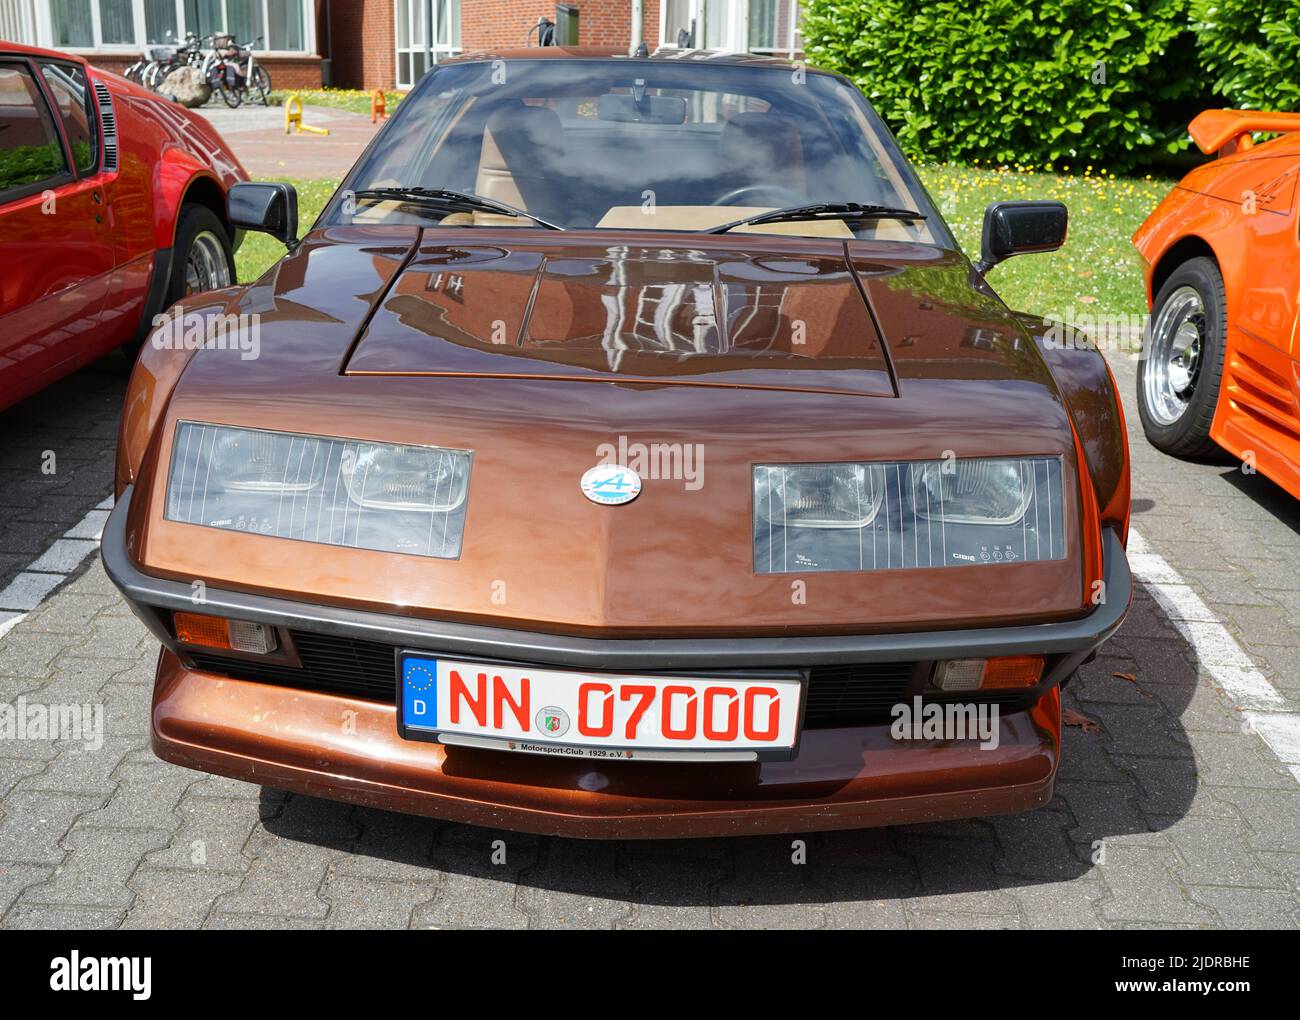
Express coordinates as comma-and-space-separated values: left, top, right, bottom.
324, 1, 801, 91
1, 1, 802, 92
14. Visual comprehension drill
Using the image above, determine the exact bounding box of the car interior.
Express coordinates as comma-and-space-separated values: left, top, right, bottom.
345, 66, 937, 243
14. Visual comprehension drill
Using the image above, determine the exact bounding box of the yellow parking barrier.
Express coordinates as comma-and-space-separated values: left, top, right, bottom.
283, 94, 330, 136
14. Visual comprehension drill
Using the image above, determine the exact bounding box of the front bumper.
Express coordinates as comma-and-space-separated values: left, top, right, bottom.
103, 485, 1129, 838
152, 649, 1062, 838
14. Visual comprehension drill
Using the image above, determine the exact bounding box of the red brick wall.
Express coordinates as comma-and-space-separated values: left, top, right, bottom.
264, 56, 326, 89
324, 0, 396, 91
461, 1, 662, 52
322, 1, 668, 91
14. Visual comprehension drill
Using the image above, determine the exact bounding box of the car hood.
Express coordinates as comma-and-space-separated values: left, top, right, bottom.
132, 226, 1088, 636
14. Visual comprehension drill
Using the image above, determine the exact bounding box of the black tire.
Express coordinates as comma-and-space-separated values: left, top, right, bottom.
251, 65, 271, 104
213, 64, 242, 107
217, 79, 242, 107
1136, 255, 1227, 458
166, 203, 236, 307
117, 204, 234, 373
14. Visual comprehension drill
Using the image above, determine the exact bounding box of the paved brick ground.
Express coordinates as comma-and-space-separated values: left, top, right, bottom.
0, 358, 124, 598
192, 102, 378, 178
1, 345, 1299, 928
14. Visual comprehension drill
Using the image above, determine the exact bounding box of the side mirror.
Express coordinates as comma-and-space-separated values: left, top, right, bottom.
975, 200, 1067, 274
228, 181, 298, 248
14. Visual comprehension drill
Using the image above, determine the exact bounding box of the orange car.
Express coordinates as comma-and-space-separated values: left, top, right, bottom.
1134, 109, 1300, 497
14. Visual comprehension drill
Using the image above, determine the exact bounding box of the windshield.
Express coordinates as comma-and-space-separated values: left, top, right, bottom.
325, 59, 949, 245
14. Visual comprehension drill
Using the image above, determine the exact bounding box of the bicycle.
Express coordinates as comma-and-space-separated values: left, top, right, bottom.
202, 35, 271, 108
138, 34, 206, 92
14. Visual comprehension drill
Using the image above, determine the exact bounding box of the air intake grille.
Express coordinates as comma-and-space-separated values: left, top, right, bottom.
802, 663, 914, 726
187, 631, 919, 729
92, 79, 118, 172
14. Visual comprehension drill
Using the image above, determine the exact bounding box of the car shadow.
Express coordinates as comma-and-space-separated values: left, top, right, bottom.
1220, 466, 1300, 536
257, 581, 1204, 925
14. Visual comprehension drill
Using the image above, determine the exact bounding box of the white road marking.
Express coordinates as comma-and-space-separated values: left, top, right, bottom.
0, 495, 113, 640
1128, 528, 1300, 783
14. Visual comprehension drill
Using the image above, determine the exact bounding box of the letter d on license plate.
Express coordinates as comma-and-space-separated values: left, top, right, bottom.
397, 654, 804, 762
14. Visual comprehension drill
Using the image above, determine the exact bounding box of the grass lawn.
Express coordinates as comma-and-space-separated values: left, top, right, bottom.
234, 178, 339, 283
919, 163, 1172, 318
237, 167, 1172, 320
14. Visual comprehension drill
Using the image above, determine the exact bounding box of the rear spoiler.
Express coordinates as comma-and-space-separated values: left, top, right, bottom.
1190, 109, 1300, 156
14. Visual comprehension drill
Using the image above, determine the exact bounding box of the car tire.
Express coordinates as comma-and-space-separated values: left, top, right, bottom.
1136, 256, 1227, 458
116, 204, 235, 374
167, 203, 236, 307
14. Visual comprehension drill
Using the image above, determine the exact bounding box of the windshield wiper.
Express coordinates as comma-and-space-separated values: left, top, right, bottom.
350, 187, 565, 231
705, 201, 926, 234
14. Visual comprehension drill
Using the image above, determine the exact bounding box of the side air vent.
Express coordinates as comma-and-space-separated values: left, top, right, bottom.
92, 79, 119, 173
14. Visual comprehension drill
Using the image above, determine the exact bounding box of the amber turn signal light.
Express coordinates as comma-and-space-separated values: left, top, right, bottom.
174, 612, 276, 654
981, 655, 1045, 689
934, 655, 1044, 691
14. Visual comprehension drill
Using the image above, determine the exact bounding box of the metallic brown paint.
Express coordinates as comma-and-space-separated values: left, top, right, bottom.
108, 66, 1132, 833
151, 649, 1060, 838
121, 229, 1094, 637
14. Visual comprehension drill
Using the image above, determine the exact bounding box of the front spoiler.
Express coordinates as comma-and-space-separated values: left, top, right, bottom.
102, 484, 1130, 675
151, 649, 1062, 839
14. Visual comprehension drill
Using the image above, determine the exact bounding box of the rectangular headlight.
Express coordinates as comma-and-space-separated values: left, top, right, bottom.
754, 456, 1064, 574
166, 422, 471, 559
754, 463, 885, 529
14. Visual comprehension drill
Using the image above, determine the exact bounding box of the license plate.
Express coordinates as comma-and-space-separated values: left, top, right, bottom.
397, 653, 804, 761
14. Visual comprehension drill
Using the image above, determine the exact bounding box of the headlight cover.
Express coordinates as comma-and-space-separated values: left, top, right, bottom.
754, 456, 1065, 574
166, 422, 471, 559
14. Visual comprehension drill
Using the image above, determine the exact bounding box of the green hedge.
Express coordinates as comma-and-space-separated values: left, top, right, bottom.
1194, 0, 1300, 112
803, 0, 1300, 172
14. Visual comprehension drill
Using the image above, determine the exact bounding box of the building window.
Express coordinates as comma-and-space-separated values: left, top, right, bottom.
267, 0, 304, 50
395, 0, 461, 90
660, 1, 802, 56
184, 0, 224, 38
50, 0, 94, 47
225, 0, 263, 44
748, 0, 802, 54
98, 0, 134, 43
0, 1, 39, 45
144, 0, 179, 43
38, 1, 313, 53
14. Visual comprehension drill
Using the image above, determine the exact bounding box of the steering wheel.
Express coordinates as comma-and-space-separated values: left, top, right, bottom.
711, 184, 807, 208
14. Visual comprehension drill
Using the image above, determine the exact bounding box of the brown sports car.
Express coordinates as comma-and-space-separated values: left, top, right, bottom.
104, 49, 1131, 838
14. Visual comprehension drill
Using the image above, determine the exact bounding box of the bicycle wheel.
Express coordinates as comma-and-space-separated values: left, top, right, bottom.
212, 63, 242, 107
217, 80, 242, 107
250, 64, 271, 105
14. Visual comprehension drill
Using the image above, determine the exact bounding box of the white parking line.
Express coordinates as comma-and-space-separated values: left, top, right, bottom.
1128, 528, 1300, 784
0, 495, 113, 639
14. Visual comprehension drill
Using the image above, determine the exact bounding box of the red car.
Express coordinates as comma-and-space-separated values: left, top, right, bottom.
0, 41, 246, 411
